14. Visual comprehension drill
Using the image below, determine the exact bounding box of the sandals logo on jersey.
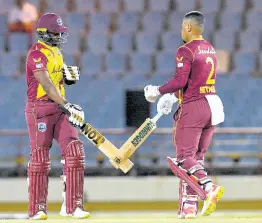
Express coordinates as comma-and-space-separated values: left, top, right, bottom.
33, 58, 41, 63
33, 57, 44, 69
38, 122, 47, 132
81, 124, 105, 146
176, 57, 184, 68
177, 56, 183, 62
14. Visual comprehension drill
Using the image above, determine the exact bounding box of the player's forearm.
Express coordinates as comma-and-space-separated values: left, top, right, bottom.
159, 64, 191, 94
34, 70, 67, 105
44, 85, 67, 105
159, 74, 187, 94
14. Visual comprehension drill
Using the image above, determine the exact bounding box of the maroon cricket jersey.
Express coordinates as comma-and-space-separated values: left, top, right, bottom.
159, 37, 217, 104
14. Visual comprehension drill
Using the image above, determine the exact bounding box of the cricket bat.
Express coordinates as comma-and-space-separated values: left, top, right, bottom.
58, 105, 134, 173
80, 123, 134, 173
109, 112, 163, 168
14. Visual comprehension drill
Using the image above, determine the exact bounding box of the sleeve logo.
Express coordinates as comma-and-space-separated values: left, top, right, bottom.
33, 57, 41, 63
177, 62, 183, 68
176, 56, 183, 62
36, 63, 44, 69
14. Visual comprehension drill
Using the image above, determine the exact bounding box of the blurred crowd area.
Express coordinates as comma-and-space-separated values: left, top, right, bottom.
1, 0, 262, 128
0, 0, 262, 77
1, 0, 262, 176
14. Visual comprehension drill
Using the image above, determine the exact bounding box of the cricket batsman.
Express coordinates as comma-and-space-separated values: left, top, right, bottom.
144, 11, 225, 219
25, 13, 90, 220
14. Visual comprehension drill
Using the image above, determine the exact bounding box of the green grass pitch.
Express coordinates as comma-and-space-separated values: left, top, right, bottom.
1, 212, 262, 223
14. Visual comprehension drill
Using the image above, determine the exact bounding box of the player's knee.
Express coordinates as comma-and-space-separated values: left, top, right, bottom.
28, 147, 51, 173
60, 136, 79, 154
64, 140, 85, 168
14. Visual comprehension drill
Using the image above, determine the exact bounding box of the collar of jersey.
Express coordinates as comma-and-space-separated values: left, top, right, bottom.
186, 36, 204, 44
192, 37, 204, 41
38, 40, 56, 50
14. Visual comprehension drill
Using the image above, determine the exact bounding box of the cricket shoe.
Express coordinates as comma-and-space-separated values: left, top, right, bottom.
59, 203, 71, 217
178, 203, 197, 219
201, 183, 225, 216
72, 207, 91, 219
30, 211, 47, 220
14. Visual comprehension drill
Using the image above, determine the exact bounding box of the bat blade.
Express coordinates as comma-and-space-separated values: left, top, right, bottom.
110, 118, 157, 164
81, 123, 134, 173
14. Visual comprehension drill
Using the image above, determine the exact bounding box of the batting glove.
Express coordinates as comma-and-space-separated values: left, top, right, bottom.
62, 103, 85, 128
157, 93, 178, 115
144, 85, 161, 103
63, 64, 80, 85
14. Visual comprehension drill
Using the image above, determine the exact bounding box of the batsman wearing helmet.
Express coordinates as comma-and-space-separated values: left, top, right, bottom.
25, 13, 90, 220
144, 11, 225, 219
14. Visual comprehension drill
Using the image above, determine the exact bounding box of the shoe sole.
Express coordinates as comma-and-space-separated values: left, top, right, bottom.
185, 215, 196, 219
178, 216, 196, 219
201, 186, 225, 216
30, 215, 48, 220
58, 213, 71, 218
178, 213, 196, 219
72, 213, 91, 219
40, 215, 48, 220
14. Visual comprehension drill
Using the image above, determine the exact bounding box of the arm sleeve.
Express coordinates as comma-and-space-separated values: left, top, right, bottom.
27, 50, 48, 72
159, 46, 193, 94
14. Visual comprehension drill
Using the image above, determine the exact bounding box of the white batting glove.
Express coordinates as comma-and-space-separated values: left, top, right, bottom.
63, 64, 80, 85
144, 85, 161, 103
63, 103, 85, 128
157, 93, 178, 115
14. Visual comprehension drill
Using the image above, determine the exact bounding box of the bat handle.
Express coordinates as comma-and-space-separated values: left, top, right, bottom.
58, 104, 71, 116
151, 112, 163, 124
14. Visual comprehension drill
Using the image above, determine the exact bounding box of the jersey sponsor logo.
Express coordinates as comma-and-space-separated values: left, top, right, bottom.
198, 46, 216, 55
36, 63, 44, 69
33, 57, 42, 63
82, 123, 105, 147
177, 62, 183, 68
177, 56, 183, 62
38, 122, 47, 132
131, 120, 155, 147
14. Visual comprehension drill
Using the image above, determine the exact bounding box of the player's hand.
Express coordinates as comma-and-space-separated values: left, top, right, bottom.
144, 85, 160, 103
63, 64, 80, 85
157, 93, 178, 115
62, 103, 85, 128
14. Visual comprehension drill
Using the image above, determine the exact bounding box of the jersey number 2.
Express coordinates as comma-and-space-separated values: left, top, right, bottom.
205, 57, 215, 85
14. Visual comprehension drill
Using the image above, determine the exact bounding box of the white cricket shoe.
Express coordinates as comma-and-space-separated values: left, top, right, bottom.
201, 183, 225, 216
72, 207, 91, 219
30, 211, 47, 220
59, 203, 71, 217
